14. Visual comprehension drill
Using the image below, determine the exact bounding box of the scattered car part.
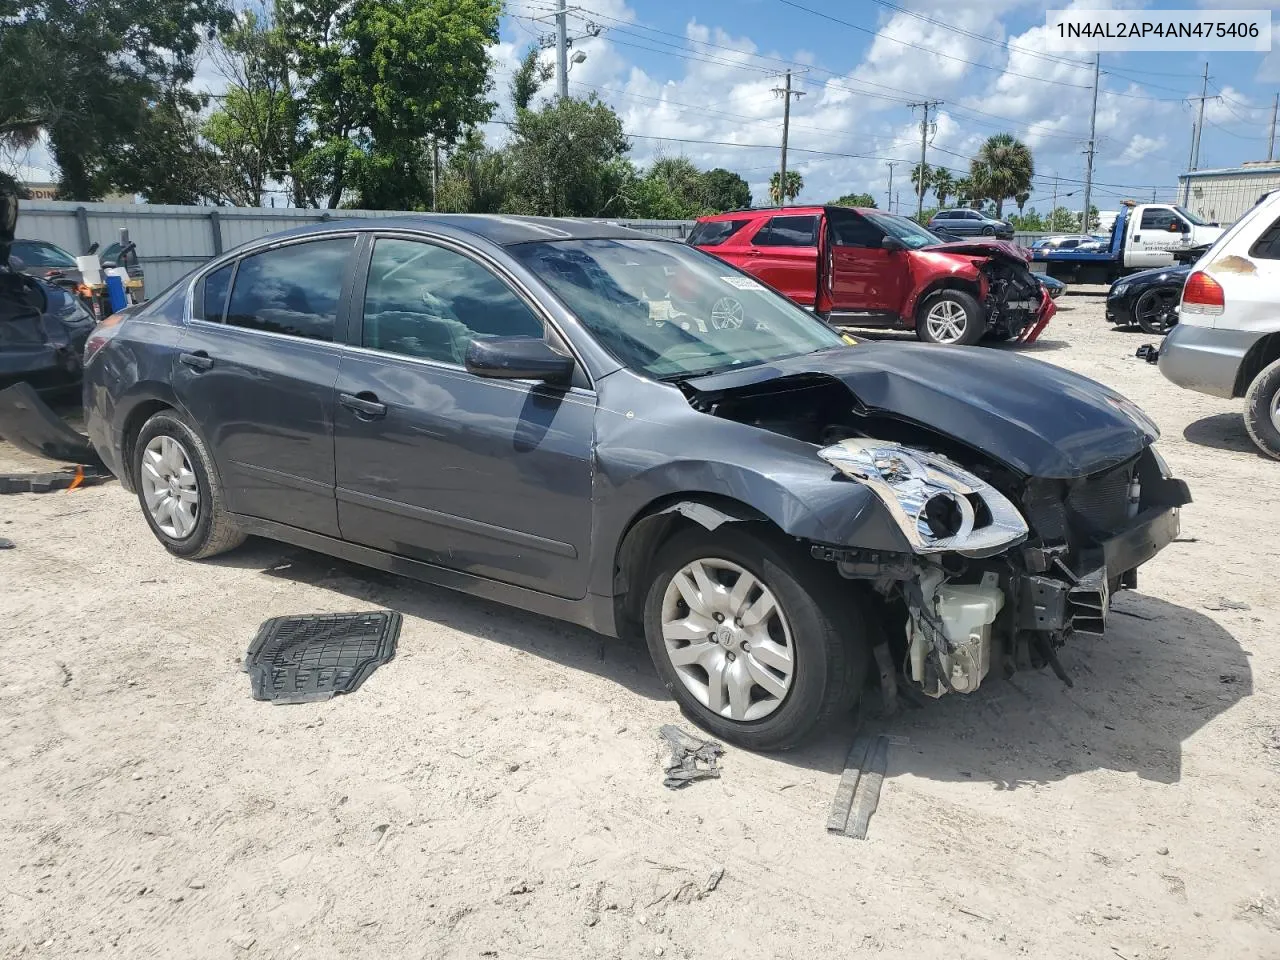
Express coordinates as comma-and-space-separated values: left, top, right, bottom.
0, 382, 104, 465
82, 215, 1187, 750
827, 731, 891, 840
244, 611, 401, 704
0, 464, 110, 494
0, 537, 13, 549
659, 723, 724, 789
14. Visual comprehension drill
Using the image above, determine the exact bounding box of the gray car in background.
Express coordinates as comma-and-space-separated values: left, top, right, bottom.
66, 216, 1187, 750
929, 209, 1015, 238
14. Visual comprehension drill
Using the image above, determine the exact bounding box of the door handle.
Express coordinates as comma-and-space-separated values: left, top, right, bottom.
746, 248, 760, 256
1133, 234, 1141, 242
179, 351, 214, 371
339, 391, 387, 419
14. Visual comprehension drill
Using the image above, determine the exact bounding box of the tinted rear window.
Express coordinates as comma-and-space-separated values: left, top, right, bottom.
754, 215, 818, 246
1250, 215, 1280, 260
225, 238, 354, 342
688, 219, 751, 247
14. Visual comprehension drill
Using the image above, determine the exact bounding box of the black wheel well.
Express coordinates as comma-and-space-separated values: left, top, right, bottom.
610, 494, 780, 641
119, 399, 175, 490
1234, 332, 1280, 398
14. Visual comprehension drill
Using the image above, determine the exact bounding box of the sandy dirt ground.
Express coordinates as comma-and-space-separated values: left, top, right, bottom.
1, 295, 1278, 960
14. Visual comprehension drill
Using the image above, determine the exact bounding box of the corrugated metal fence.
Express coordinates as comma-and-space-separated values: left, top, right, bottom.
14, 201, 696, 292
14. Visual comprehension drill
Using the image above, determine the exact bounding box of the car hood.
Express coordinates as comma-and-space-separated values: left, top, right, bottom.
1115, 264, 1192, 289
923, 238, 1029, 262
685, 344, 1155, 479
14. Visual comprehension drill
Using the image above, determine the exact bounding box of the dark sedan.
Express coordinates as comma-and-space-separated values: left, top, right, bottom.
1106, 264, 1189, 335
54, 216, 1187, 750
928, 209, 1014, 238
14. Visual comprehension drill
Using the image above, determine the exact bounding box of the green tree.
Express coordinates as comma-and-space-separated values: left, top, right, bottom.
505, 94, 630, 216
510, 46, 553, 111
121, 92, 229, 204
1009, 209, 1044, 231
280, 0, 501, 209
702, 167, 751, 212
830, 192, 877, 208
1047, 206, 1078, 231
910, 162, 931, 205
1015, 190, 1030, 215
768, 169, 803, 205
931, 168, 955, 208
434, 131, 509, 213
1, 0, 231, 199
970, 134, 1034, 218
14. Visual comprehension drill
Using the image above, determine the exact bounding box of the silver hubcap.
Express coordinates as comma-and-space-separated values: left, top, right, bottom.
140, 435, 199, 539
1270, 389, 1280, 434
926, 300, 968, 343
660, 558, 795, 722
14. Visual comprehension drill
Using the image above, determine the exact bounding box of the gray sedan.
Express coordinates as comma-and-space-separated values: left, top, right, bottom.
67, 216, 1187, 750
928, 209, 1014, 238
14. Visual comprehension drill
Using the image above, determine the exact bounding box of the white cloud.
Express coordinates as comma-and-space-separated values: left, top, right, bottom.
1116, 133, 1167, 166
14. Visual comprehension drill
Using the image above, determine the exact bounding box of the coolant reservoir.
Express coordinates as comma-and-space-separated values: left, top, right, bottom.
934, 581, 1004, 694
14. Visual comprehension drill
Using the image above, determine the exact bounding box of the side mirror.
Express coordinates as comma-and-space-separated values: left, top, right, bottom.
1167, 222, 1181, 233
465, 336, 575, 385
85, 241, 99, 256
881, 236, 907, 252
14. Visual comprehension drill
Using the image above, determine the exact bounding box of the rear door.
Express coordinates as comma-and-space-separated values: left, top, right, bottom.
825, 208, 905, 319
743, 214, 820, 305
333, 234, 595, 598
175, 235, 357, 536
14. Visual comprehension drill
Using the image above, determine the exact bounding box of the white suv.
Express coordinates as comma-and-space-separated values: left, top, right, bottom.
1158, 190, 1280, 459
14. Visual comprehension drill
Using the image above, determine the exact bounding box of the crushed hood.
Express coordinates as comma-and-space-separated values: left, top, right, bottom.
686, 344, 1155, 479
924, 238, 1031, 262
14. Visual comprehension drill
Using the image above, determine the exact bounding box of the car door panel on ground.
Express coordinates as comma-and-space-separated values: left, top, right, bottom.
825, 208, 905, 320
174, 235, 356, 537
334, 235, 594, 598
742, 215, 819, 305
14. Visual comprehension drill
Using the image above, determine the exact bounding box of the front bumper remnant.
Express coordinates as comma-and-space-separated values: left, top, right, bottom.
0, 381, 104, 467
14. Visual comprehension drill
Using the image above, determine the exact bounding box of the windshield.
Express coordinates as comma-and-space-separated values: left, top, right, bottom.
14, 240, 77, 268
863, 212, 943, 250
1175, 205, 1210, 226
509, 238, 845, 379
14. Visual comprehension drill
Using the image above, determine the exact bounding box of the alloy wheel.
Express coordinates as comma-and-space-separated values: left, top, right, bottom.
925, 300, 968, 343
1270, 388, 1280, 435
660, 557, 795, 721
139, 435, 200, 539
1136, 289, 1179, 334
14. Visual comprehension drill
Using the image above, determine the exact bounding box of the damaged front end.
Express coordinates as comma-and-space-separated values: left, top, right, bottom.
813, 437, 1188, 698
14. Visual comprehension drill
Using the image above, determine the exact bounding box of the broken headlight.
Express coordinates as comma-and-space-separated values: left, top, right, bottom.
818, 439, 1028, 557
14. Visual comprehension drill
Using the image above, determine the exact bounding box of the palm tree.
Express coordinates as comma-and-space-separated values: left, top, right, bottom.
970, 134, 1034, 218
768, 170, 803, 205
1015, 190, 1030, 214
910, 162, 931, 201
931, 168, 955, 208
955, 176, 973, 206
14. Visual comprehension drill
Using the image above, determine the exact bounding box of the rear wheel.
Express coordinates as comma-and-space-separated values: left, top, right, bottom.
134, 412, 245, 559
642, 525, 868, 751
1244, 358, 1280, 461
1134, 287, 1180, 335
916, 289, 985, 345
981, 225, 996, 236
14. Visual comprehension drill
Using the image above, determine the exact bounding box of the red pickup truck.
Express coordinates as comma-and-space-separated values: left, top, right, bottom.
689, 205, 1054, 345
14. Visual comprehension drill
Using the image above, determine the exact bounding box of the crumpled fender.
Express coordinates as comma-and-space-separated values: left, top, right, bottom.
0, 381, 104, 466
901, 252, 987, 320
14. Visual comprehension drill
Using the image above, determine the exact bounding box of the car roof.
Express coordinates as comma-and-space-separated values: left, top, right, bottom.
696, 206, 826, 222
231, 214, 661, 248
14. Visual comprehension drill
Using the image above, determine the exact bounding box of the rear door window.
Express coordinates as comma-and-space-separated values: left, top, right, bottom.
225, 238, 354, 342
754, 215, 818, 246
688, 219, 751, 246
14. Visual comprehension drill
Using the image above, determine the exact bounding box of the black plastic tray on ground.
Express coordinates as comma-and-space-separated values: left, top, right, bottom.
245, 611, 401, 704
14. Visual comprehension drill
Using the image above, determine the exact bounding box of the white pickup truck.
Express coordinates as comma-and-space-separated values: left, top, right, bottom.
1032, 201, 1226, 284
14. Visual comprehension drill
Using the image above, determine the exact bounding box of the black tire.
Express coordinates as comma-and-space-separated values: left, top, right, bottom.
1244, 358, 1280, 461
915, 288, 985, 345
1134, 287, 1180, 335
981, 225, 996, 236
133, 411, 246, 559
641, 524, 868, 751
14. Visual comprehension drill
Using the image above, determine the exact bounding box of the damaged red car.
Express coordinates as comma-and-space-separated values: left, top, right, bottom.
689, 205, 1055, 346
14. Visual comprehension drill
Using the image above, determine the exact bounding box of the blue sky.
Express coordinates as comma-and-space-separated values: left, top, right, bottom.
9, 0, 1279, 214
495, 0, 1280, 214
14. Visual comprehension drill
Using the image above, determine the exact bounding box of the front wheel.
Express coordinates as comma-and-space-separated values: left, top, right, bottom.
1134, 287, 1179, 335
642, 526, 867, 751
981, 225, 996, 236
916, 289, 985, 345
1244, 358, 1280, 461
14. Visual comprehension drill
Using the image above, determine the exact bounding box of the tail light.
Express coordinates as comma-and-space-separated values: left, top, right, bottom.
84, 311, 126, 365
1182, 270, 1224, 316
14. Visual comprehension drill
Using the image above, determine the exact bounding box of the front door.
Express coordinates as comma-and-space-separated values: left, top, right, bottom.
1126, 207, 1178, 268
333, 235, 595, 599
743, 214, 820, 305
825, 208, 905, 319
174, 235, 357, 536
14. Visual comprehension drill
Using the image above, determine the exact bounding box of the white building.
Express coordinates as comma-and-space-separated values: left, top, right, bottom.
1177, 161, 1280, 226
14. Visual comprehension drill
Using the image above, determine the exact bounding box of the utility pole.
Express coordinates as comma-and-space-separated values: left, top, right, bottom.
894, 191, 900, 214
556, 0, 568, 99
1051, 174, 1058, 216
1080, 52, 1100, 235
772, 71, 805, 208
1269, 93, 1278, 162
908, 100, 942, 218
885, 161, 897, 211
1191, 62, 1211, 171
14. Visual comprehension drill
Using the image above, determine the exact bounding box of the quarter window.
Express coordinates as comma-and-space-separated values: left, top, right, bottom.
1250, 215, 1280, 259
200, 264, 233, 323
224, 238, 354, 342
688, 219, 751, 247
754, 215, 818, 246
361, 238, 544, 365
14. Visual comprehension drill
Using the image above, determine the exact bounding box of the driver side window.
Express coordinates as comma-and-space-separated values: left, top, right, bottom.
362, 238, 544, 365
828, 210, 883, 247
